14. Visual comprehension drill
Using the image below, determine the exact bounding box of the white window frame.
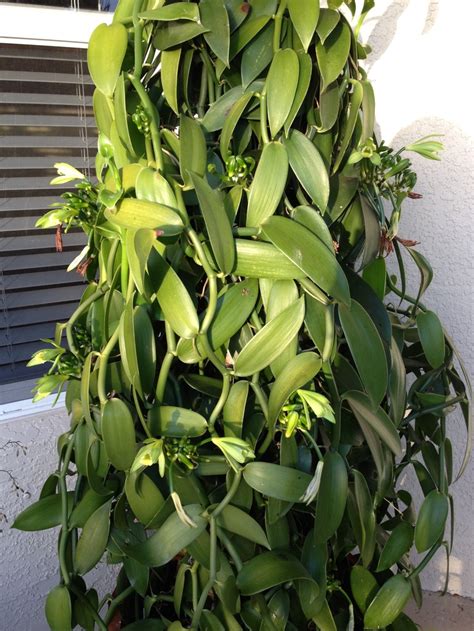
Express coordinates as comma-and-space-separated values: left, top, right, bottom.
0, 3, 111, 421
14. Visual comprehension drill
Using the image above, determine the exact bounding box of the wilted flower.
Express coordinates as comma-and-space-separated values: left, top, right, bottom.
131, 439, 166, 477
300, 460, 324, 505
405, 135, 443, 161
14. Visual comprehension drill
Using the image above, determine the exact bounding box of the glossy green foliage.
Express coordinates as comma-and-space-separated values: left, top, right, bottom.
23, 0, 470, 629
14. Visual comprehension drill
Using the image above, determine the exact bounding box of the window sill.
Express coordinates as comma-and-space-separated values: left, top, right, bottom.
0, 393, 66, 423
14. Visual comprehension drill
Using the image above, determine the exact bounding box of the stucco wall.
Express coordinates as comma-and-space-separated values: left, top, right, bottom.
0, 1, 472, 630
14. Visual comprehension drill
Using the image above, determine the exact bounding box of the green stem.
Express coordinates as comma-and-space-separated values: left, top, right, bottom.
132, 0, 144, 79
190, 561, 200, 611
259, 91, 270, 144
191, 517, 217, 629
66, 285, 107, 356
233, 226, 260, 237
322, 361, 341, 448
209, 373, 231, 434
128, 73, 164, 172
273, 0, 288, 52
106, 238, 120, 287
156, 321, 177, 403
120, 234, 129, 296
103, 585, 135, 625
97, 326, 120, 406
132, 386, 153, 439
217, 526, 243, 571
300, 427, 324, 461
402, 396, 466, 425
197, 60, 208, 119
58, 433, 75, 586
210, 469, 242, 519
410, 542, 442, 579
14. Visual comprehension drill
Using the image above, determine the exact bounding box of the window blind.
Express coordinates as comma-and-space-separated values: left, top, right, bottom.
0, 43, 97, 404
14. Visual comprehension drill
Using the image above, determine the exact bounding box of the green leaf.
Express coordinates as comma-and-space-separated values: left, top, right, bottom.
106, 198, 183, 235
234, 238, 305, 280
377, 522, 414, 572
246, 142, 288, 226
332, 80, 364, 173
149, 405, 208, 438
406, 247, 433, 310
362, 257, 386, 301
102, 398, 137, 470
45, 586, 72, 631
345, 391, 402, 456
179, 114, 207, 189
417, 310, 445, 369
140, 3, 200, 21
243, 462, 313, 502
229, 15, 272, 59
161, 48, 181, 115
389, 337, 406, 426
284, 130, 330, 212
266, 279, 299, 376
154, 20, 208, 50
114, 73, 135, 156
200, 0, 231, 66
311, 600, 337, 631
236, 552, 314, 595
87, 23, 128, 97
128, 504, 207, 566
75, 499, 112, 575
262, 216, 350, 305
268, 352, 322, 429
288, 0, 320, 53
266, 48, 300, 138
350, 565, 378, 614
202, 86, 244, 132
414, 490, 449, 553
338, 300, 388, 405
352, 469, 376, 566
314, 451, 348, 543
93, 89, 114, 137
223, 380, 249, 438
177, 278, 258, 363
364, 574, 412, 629
234, 297, 305, 376
305, 297, 335, 361
316, 21, 351, 90
126, 229, 156, 296
293, 205, 333, 253
220, 91, 255, 158
215, 504, 270, 548
148, 246, 200, 339
189, 172, 235, 274
316, 9, 340, 44
241, 21, 274, 88
12, 492, 73, 531
125, 471, 165, 527
317, 81, 340, 132
70, 488, 113, 529
361, 80, 376, 142
284, 52, 312, 134
119, 304, 156, 397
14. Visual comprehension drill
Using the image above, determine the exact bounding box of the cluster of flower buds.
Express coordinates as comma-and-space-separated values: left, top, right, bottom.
132, 104, 151, 137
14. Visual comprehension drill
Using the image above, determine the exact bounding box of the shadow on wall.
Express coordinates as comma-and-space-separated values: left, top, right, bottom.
364, 0, 440, 69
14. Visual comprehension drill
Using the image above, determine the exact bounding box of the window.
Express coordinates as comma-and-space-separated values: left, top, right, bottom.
0, 0, 117, 11
0, 5, 106, 407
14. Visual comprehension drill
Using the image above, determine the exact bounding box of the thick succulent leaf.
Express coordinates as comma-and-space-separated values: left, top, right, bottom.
106, 198, 183, 235
316, 9, 340, 44
316, 21, 351, 90
288, 0, 320, 53
220, 90, 255, 158
101, 398, 137, 471
345, 391, 402, 456
161, 48, 181, 115
87, 23, 128, 97
229, 15, 272, 59
200, 0, 231, 66
332, 80, 364, 173
284, 130, 330, 212
237, 552, 315, 595
189, 172, 235, 274
262, 216, 350, 305
243, 462, 313, 502
125, 471, 165, 527
223, 380, 249, 438
75, 499, 112, 575
147, 247, 199, 339
377, 521, 414, 572
140, 3, 200, 21
364, 575, 412, 629
241, 21, 274, 88
246, 142, 289, 227
128, 505, 207, 567
179, 114, 207, 189
12, 492, 74, 531
414, 490, 448, 552
338, 299, 388, 405
202, 86, 244, 132
350, 565, 378, 614
417, 310, 446, 369
45, 586, 72, 631
284, 52, 313, 133
266, 48, 300, 138
215, 504, 270, 548
149, 405, 208, 438
234, 239, 305, 280
234, 297, 305, 376
314, 451, 348, 543
389, 337, 407, 426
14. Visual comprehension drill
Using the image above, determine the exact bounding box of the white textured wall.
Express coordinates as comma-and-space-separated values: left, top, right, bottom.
0, 410, 117, 631
361, 0, 474, 598
0, 3, 472, 630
